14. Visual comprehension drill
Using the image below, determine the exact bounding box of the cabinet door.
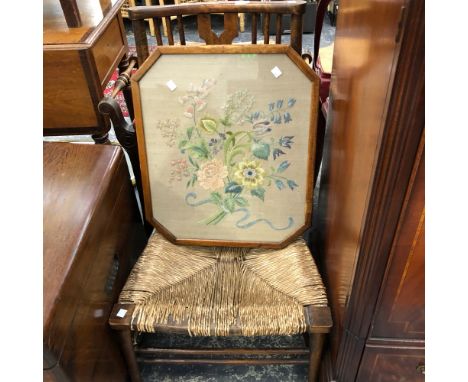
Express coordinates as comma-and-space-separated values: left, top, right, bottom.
357, 345, 425, 382
371, 140, 425, 340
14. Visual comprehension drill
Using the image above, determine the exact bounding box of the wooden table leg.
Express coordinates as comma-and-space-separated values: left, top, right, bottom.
308, 332, 325, 382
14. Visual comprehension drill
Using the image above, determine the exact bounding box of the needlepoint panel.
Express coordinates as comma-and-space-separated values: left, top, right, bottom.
133, 46, 319, 247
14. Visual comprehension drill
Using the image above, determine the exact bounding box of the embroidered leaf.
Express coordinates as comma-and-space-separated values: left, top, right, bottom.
188, 156, 199, 169
225, 182, 243, 194
251, 142, 270, 160
277, 161, 290, 173
211, 192, 223, 205
189, 145, 209, 159
251, 187, 265, 201
199, 118, 218, 134
287, 180, 298, 190
224, 198, 236, 213
187, 127, 194, 140
274, 179, 285, 190
178, 139, 188, 151
234, 197, 248, 207
186, 179, 191, 188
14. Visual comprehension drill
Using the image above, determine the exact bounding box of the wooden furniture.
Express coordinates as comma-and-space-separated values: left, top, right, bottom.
126, 0, 308, 67
44, 0, 130, 143
43, 142, 147, 381
102, 2, 315, 207
122, 0, 247, 37
314, 0, 425, 380
100, 43, 331, 381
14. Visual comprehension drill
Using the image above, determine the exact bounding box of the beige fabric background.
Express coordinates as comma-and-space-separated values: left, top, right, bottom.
139, 53, 314, 243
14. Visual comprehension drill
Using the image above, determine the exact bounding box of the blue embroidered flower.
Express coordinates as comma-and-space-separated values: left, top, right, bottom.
269, 102, 275, 111
276, 99, 284, 109
279, 136, 294, 149
273, 114, 282, 124
288, 98, 296, 107
273, 148, 286, 160
283, 112, 292, 123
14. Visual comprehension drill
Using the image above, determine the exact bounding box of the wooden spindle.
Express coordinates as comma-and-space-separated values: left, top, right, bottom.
290, 14, 303, 55
251, 13, 257, 44
152, 18, 163, 46
132, 19, 149, 66
275, 13, 282, 44
165, 17, 174, 45
263, 13, 270, 44
177, 15, 186, 45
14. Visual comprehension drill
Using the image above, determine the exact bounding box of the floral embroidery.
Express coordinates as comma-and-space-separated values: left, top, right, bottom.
197, 159, 228, 191
169, 159, 190, 183
163, 80, 299, 229
234, 161, 265, 189
156, 119, 180, 147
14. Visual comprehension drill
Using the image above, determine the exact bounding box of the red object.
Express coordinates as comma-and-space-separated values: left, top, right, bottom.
104, 70, 129, 117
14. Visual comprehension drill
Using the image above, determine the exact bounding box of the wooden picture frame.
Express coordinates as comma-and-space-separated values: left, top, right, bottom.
131, 45, 319, 248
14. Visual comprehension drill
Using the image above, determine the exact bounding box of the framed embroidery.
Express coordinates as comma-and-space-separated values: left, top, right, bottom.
132, 45, 319, 247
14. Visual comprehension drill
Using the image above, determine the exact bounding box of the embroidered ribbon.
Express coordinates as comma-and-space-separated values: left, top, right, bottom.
233, 208, 294, 231
185, 192, 214, 207
185, 193, 294, 231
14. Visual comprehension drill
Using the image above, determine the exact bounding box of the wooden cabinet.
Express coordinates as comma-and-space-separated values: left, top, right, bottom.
43, 142, 147, 381
314, 0, 424, 380
43, 0, 128, 141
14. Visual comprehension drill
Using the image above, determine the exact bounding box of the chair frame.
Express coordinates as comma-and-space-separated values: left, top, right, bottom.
110, 303, 332, 382
99, 2, 332, 380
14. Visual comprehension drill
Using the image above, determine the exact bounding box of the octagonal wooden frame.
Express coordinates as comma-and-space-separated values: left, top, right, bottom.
131, 45, 320, 248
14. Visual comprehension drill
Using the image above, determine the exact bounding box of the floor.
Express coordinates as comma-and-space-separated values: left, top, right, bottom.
44, 12, 335, 382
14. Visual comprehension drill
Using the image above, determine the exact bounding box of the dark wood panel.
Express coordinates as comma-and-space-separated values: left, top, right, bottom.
356, 345, 425, 382
316, 0, 406, 362
44, 142, 147, 380
371, 139, 425, 340
92, 17, 127, 87
315, 0, 425, 380
43, 50, 98, 129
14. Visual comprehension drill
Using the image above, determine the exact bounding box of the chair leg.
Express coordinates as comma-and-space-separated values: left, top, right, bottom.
308, 332, 325, 382
116, 328, 141, 382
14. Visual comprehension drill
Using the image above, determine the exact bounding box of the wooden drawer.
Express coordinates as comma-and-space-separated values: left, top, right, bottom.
356, 345, 425, 382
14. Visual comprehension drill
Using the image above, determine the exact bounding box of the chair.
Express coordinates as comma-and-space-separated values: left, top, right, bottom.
99, 3, 331, 381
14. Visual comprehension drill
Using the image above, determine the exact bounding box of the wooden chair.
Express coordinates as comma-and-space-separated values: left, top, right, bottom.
103, 1, 313, 213
99, 3, 331, 381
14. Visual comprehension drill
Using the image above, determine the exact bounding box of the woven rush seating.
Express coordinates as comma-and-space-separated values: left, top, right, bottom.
117, 232, 328, 336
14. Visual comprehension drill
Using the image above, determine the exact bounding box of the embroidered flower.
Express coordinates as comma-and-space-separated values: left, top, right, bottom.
156, 119, 180, 147
170, 159, 190, 183
197, 159, 228, 191
279, 136, 294, 149
234, 161, 265, 188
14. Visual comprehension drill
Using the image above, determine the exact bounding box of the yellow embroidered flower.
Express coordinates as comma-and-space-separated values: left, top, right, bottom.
234, 161, 265, 188
197, 159, 228, 191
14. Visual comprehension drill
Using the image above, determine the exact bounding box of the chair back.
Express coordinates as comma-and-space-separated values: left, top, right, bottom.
130, 45, 320, 248
128, 1, 307, 66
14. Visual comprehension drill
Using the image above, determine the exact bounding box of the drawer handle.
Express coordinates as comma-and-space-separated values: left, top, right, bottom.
416, 363, 425, 375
